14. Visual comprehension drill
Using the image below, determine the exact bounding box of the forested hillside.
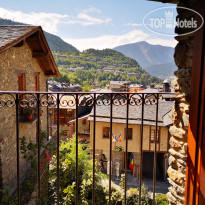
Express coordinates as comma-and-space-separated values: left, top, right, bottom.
51, 49, 162, 91
145, 62, 177, 78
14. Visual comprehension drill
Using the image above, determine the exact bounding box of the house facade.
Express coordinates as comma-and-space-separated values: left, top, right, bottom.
0, 26, 59, 191
108, 81, 131, 92
88, 100, 173, 179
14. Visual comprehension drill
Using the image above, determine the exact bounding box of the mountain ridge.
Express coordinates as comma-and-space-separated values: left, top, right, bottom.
113, 41, 177, 78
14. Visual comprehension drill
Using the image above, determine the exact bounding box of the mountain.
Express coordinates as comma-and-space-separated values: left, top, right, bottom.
43, 32, 78, 53
113, 41, 177, 78
145, 62, 177, 78
52, 48, 162, 88
0, 18, 79, 53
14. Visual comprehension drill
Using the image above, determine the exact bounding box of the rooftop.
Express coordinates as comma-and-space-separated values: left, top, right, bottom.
110, 81, 131, 85
88, 100, 174, 126
0, 26, 37, 49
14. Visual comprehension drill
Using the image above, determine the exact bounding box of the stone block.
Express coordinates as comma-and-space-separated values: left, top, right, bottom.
174, 43, 187, 68
168, 187, 185, 204
182, 113, 189, 127
169, 126, 186, 139
167, 166, 186, 185
167, 191, 177, 204
170, 136, 184, 148
169, 148, 187, 160
174, 68, 191, 78
168, 178, 185, 195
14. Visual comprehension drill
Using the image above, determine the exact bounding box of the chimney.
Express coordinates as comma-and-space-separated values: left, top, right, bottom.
163, 79, 171, 92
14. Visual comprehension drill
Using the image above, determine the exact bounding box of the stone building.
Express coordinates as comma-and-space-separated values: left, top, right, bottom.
108, 81, 131, 92
88, 100, 173, 179
0, 26, 59, 191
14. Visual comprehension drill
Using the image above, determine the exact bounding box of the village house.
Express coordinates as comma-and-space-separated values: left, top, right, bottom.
130, 84, 146, 92
54, 54, 67, 59
102, 67, 115, 72
88, 99, 173, 179
0, 26, 59, 191
108, 81, 131, 92
49, 94, 93, 141
48, 80, 82, 92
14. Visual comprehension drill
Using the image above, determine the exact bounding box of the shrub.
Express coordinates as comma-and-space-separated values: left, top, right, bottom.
155, 194, 169, 205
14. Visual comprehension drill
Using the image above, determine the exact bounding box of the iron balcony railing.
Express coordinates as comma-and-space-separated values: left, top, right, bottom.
0, 91, 174, 205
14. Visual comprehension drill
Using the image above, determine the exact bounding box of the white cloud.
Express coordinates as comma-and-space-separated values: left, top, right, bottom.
81, 7, 102, 14
64, 29, 177, 51
0, 6, 111, 33
125, 23, 142, 27
76, 13, 111, 26
0, 7, 68, 34
64, 30, 149, 51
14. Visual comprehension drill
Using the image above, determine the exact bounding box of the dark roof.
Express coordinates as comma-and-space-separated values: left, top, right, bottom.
88, 100, 174, 126
110, 81, 131, 85
0, 26, 59, 77
0, 26, 36, 49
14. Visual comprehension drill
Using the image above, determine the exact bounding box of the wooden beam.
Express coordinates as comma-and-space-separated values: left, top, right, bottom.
13, 40, 25, 47
32, 51, 48, 58
27, 31, 40, 40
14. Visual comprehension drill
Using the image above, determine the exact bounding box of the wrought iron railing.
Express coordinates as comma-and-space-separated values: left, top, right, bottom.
0, 91, 174, 205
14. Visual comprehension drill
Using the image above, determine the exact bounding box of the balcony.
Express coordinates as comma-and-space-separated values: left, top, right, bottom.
0, 91, 174, 205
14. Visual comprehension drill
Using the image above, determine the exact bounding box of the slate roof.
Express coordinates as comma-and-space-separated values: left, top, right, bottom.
88, 100, 174, 126
0, 26, 38, 49
110, 81, 131, 85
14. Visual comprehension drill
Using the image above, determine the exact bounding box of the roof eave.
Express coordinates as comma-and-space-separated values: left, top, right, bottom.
37, 27, 60, 77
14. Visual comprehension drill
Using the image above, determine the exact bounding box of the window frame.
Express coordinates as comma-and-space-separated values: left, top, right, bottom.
150, 126, 160, 143
102, 127, 110, 138
124, 128, 133, 140
18, 73, 26, 91
34, 72, 40, 91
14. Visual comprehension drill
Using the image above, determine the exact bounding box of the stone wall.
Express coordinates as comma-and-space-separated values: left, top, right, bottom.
0, 43, 48, 192
167, 0, 196, 204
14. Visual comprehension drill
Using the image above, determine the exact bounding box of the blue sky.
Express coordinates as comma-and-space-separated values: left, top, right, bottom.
0, 0, 177, 51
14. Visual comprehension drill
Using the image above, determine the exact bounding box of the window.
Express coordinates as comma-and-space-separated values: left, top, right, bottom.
150, 127, 160, 143
34, 72, 40, 91
124, 128, 132, 140
18, 73, 25, 91
103, 127, 110, 138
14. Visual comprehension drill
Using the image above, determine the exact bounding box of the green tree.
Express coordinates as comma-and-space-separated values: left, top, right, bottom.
48, 135, 108, 204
